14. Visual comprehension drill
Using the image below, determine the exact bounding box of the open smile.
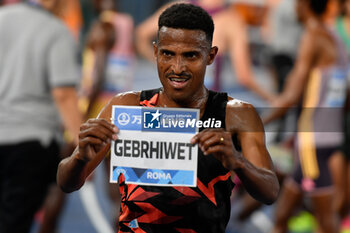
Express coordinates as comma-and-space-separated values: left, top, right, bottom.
168, 76, 191, 89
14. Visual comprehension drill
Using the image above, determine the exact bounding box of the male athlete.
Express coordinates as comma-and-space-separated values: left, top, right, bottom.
57, 3, 279, 232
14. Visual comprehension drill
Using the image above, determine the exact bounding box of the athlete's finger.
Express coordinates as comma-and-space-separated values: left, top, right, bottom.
80, 122, 118, 141
79, 136, 106, 148
200, 134, 225, 152
85, 118, 118, 136
190, 128, 224, 144
96, 118, 119, 133
204, 144, 226, 155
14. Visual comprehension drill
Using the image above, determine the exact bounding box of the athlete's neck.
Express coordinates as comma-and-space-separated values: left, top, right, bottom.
158, 88, 209, 114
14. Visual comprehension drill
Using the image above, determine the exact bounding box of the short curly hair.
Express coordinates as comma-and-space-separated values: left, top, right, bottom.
158, 3, 214, 44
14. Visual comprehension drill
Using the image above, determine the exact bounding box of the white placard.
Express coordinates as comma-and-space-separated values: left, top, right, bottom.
110, 106, 199, 187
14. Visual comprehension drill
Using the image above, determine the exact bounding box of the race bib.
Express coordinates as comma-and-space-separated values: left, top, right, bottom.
110, 106, 199, 187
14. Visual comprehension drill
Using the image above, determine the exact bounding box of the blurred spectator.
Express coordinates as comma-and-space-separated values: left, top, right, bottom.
336, 0, 350, 56
60, 0, 83, 41
119, 0, 171, 25
324, 0, 341, 25
265, 0, 303, 144
266, 0, 302, 92
79, 0, 136, 230
0, 0, 21, 5
230, 0, 270, 68
231, 0, 268, 27
36, 142, 75, 233
212, 2, 275, 101
338, 5, 350, 110
135, 0, 275, 102
264, 0, 349, 232
79, 0, 96, 45
334, 0, 350, 221
79, 0, 169, 52
80, 0, 135, 119
0, 0, 82, 232
35, 2, 84, 232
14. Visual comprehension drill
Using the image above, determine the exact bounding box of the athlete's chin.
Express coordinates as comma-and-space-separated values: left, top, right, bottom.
166, 88, 192, 104
171, 91, 190, 102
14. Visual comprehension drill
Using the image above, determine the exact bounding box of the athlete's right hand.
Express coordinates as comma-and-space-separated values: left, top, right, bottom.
77, 118, 118, 162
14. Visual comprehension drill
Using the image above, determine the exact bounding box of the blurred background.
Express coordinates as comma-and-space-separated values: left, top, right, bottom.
0, 0, 349, 232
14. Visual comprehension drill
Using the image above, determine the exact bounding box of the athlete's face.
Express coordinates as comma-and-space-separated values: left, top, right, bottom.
154, 27, 217, 105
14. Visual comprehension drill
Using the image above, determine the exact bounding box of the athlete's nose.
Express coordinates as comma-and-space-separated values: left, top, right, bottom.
171, 56, 186, 74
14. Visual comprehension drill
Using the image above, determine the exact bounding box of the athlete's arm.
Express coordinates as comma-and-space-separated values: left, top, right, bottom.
57, 92, 140, 193
84, 21, 115, 119
263, 29, 316, 124
227, 101, 279, 204
228, 11, 276, 102
191, 99, 279, 204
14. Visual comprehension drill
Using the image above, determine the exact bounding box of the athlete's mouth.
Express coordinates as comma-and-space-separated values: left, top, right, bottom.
165, 72, 192, 89
167, 76, 191, 89
169, 77, 190, 82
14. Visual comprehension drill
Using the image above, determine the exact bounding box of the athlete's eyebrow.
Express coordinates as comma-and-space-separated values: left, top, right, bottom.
159, 48, 175, 55
183, 51, 200, 58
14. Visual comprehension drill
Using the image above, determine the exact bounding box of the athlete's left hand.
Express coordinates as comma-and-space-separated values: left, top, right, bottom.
190, 128, 242, 170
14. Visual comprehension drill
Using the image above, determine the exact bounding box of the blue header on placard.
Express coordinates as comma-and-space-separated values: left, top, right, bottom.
112, 106, 199, 133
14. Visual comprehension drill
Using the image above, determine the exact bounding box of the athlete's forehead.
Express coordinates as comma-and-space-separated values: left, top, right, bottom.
157, 27, 211, 50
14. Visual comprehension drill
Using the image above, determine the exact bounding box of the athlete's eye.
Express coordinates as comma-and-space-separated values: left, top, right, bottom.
161, 50, 174, 57
184, 52, 198, 59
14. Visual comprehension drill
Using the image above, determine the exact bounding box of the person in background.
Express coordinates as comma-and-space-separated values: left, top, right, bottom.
0, 0, 21, 5
33, 1, 83, 233
78, 0, 136, 230
334, 0, 350, 224
0, 0, 82, 232
60, 0, 82, 41
80, 0, 135, 118
266, 0, 302, 95
337, 0, 350, 56
264, 0, 349, 232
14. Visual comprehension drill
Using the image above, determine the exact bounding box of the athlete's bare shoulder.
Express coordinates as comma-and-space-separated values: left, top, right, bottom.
225, 96, 264, 133
97, 91, 141, 120
227, 96, 249, 106
301, 21, 336, 67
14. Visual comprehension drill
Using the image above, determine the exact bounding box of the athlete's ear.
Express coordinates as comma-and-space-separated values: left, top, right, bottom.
207, 46, 218, 65
153, 41, 158, 61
